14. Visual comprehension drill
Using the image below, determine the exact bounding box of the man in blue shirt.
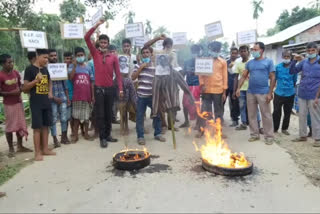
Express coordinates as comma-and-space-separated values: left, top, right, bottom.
290, 42, 320, 147
273, 50, 297, 135
236, 42, 276, 145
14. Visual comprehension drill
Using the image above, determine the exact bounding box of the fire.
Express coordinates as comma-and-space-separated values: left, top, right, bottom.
194, 102, 250, 168
116, 147, 150, 162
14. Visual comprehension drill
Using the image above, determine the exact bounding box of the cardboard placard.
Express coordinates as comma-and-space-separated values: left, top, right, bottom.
237, 29, 257, 46
205, 21, 224, 40
118, 55, 129, 74
48, 63, 68, 81
172, 32, 187, 48
155, 54, 170, 76
195, 58, 213, 76
19, 30, 48, 49
134, 36, 148, 48
61, 23, 84, 39
125, 22, 144, 38
154, 40, 163, 51
91, 6, 103, 27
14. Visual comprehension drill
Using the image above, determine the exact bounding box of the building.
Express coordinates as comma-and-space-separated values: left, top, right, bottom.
260, 16, 320, 64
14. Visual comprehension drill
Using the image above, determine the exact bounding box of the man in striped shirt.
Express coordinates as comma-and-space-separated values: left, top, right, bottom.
132, 47, 166, 145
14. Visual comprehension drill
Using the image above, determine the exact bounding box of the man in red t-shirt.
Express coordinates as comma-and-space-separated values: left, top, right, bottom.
0, 54, 32, 157
85, 19, 123, 148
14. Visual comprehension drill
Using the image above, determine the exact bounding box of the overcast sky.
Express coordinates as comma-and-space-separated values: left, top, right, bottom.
35, 0, 308, 42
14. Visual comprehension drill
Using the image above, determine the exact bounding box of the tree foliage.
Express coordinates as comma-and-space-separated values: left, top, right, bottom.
60, 0, 86, 23
252, 0, 264, 20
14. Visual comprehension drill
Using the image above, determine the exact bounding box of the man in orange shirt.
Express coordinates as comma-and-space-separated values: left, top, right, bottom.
197, 41, 228, 136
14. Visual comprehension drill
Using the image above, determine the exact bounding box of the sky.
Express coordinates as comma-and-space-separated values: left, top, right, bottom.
34, 0, 309, 43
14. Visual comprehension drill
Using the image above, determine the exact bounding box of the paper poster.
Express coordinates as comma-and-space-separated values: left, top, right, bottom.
91, 6, 103, 27
155, 40, 163, 51
19, 30, 48, 49
125, 22, 144, 38
62, 23, 84, 39
237, 30, 257, 46
48, 63, 68, 81
134, 36, 148, 48
195, 58, 213, 76
155, 54, 170, 76
205, 21, 224, 40
118, 55, 129, 74
172, 32, 188, 47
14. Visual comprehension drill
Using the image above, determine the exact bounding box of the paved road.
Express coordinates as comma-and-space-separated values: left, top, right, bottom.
1, 114, 320, 213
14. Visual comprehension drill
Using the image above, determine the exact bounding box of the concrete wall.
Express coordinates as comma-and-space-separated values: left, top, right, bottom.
265, 45, 283, 65
295, 24, 320, 43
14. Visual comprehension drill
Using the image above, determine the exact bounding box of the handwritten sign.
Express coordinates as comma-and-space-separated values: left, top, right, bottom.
237, 30, 257, 46
62, 24, 84, 39
154, 40, 163, 51
172, 32, 187, 47
155, 54, 170, 76
205, 21, 224, 40
134, 36, 148, 47
195, 58, 213, 76
91, 6, 103, 27
48, 63, 68, 81
125, 22, 144, 38
19, 30, 48, 49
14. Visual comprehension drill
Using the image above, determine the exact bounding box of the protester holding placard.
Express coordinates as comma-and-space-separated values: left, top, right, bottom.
236, 42, 276, 145
0, 54, 31, 158
69, 47, 95, 143
197, 41, 227, 138
48, 49, 70, 147
23, 49, 56, 161
85, 19, 123, 148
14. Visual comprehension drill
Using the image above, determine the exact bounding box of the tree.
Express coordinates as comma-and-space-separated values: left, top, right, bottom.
252, 0, 264, 33
221, 42, 230, 57
123, 11, 135, 24
111, 29, 125, 51
153, 26, 170, 36
0, 0, 33, 26
309, 0, 320, 10
266, 6, 320, 36
60, 0, 86, 23
145, 20, 152, 36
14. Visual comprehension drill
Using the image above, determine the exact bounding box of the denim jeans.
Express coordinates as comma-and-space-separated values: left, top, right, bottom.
50, 101, 68, 137
239, 91, 261, 125
136, 96, 162, 139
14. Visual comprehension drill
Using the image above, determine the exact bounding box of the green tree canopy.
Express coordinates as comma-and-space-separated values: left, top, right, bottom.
60, 0, 86, 23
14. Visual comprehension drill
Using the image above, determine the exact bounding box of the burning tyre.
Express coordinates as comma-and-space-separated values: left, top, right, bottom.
202, 158, 253, 176
113, 149, 151, 171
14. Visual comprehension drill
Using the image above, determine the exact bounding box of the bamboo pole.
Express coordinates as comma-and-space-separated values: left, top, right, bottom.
0, 28, 27, 32
168, 110, 176, 150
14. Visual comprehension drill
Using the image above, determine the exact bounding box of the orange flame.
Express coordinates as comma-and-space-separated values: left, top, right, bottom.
194, 101, 250, 168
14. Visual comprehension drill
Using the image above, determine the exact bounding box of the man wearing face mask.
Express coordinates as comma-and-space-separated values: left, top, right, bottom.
197, 41, 227, 137
236, 42, 276, 145
85, 19, 123, 148
132, 46, 165, 145
272, 50, 297, 135
291, 42, 320, 147
180, 44, 202, 128
48, 49, 70, 147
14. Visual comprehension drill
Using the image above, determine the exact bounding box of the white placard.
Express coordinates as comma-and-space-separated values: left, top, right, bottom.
91, 6, 103, 27
155, 40, 163, 51
118, 55, 129, 74
205, 21, 224, 40
237, 30, 257, 46
155, 54, 170, 76
172, 32, 188, 47
62, 24, 84, 39
195, 58, 213, 76
134, 36, 148, 47
48, 63, 68, 81
19, 30, 48, 49
125, 22, 144, 38
27, 48, 36, 52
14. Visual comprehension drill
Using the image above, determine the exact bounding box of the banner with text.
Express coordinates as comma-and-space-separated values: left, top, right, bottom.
19, 30, 48, 49
125, 22, 144, 38
195, 58, 213, 76
48, 63, 68, 81
61, 23, 84, 39
205, 21, 224, 40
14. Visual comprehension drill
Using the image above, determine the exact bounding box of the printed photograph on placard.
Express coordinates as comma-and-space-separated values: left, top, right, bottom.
155, 54, 170, 76
118, 55, 129, 74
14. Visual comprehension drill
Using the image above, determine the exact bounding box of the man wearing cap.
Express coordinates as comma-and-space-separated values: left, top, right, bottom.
197, 41, 228, 137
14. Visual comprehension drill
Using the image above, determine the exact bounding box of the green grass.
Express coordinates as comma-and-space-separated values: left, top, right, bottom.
0, 161, 32, 186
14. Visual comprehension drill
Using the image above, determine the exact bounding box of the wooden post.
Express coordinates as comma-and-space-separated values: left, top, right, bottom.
168, 110, 176, 150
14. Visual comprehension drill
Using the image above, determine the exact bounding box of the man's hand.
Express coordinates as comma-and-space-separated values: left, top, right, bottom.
232, 91, 237, 100
159, 34, 166, 40
200, 85, 206, 93
314, 98, 319, 108
266, 93, 273, 103
67, 98, 71, 106
54, 97, 63, 105
293, 54, 304, 62
48, 92, 53, 100
222, 92, 227, 103
141, 63, 148, 69
119, 91, 124, 99
236, 88, 241, 98
96, 18, 105, 27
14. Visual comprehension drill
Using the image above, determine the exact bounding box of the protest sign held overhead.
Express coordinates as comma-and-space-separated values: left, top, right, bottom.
205, 21, 224, 40
125, 22, 144, 38
61, 24, 84, 39
91, 6, 104, 27
19, 30, 48, 49
237, 30, 257, 46
172, 32, 188, 48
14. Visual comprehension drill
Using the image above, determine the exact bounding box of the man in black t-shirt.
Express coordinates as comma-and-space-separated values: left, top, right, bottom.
23, 49, 56, 161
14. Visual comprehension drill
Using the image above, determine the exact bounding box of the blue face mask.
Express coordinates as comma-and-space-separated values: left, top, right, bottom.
209, 51, 219, 58
307, 53, 317, 59
141, 57, 150, 63
252, 51, 261, 59
283, 59, 291, 64
76, 56, 85, 63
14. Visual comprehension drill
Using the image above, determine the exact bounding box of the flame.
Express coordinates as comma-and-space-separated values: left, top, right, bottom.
116, 147, 150, 162
194, 102, 250, 169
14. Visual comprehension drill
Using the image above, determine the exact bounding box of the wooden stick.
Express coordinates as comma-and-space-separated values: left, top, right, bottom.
168, 110, 176, 150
